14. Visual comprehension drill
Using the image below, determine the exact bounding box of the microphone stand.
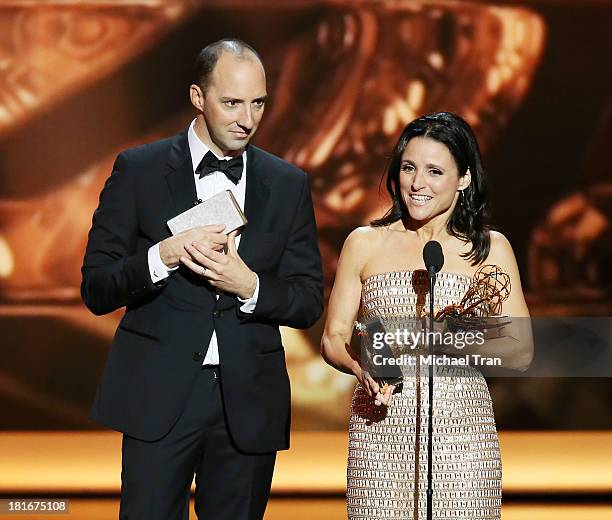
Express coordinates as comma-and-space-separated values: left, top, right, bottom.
426, 266, 436, 520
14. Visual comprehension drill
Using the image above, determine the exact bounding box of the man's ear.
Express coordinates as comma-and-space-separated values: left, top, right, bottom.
190, 84, 205, 111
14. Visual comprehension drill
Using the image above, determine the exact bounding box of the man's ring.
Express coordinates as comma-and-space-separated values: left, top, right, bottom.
201, 266, 207, 275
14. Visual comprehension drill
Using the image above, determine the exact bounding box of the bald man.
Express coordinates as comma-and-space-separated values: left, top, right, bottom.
82, 39, 323, 520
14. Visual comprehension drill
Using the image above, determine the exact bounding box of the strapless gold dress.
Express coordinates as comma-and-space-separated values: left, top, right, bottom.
347, 270, 501, 519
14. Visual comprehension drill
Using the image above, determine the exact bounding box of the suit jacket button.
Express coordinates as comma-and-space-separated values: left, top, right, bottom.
192, 352, 203, 362
212, 310, 221, 318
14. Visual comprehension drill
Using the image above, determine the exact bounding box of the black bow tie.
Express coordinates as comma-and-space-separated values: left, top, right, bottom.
196, 151, 243, 184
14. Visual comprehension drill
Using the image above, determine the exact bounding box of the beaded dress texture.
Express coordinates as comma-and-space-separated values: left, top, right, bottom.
347, 270, 501, 519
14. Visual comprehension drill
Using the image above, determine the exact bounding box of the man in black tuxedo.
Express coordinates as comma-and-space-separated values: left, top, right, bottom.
81, 39, 323, 520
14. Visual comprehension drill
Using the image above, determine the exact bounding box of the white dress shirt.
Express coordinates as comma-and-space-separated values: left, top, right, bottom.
147, 119, 259, 365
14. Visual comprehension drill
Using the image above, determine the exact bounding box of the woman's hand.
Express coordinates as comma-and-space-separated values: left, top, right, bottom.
353, 365, 395, 407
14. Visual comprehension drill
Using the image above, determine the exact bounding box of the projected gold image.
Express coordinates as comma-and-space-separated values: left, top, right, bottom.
1, 0, 610, 430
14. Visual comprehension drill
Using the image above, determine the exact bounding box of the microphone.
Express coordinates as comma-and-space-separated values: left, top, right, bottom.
422, 239, 445, 520
423, 240, 444, 278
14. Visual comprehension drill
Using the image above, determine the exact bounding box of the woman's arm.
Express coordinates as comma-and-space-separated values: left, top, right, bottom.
321, 228, 364, 375
441, 231, 534, 371
321, 228, 395, 404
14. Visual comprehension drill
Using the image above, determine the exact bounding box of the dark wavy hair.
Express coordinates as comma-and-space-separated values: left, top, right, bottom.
371, 112, 491, 265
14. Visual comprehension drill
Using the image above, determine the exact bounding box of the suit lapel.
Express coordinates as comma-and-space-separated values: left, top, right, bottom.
164, 130, 217, 303
218, 145, 271, 310
237, 145, 271, 264
165, 130, 198, 218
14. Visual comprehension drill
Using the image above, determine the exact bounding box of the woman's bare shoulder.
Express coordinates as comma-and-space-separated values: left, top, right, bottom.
344, 225, 389, 248
487, 230, 515, 260
340, 226, 390, 273
482, 230, 523, 279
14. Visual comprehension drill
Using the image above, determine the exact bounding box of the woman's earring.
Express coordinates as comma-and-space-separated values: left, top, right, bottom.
459, 189, 465, 205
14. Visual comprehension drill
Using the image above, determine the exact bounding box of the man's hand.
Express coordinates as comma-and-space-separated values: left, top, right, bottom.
159, 224, 227, 268
180, 231, 257, 299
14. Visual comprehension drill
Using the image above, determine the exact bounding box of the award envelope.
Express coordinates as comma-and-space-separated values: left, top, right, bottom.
167, 190, 247, 235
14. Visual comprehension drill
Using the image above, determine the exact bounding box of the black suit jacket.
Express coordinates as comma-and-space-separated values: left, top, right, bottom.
81, 129, 323, 453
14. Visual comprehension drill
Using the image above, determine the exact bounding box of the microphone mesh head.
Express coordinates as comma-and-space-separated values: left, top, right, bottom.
423, 240, 444, 273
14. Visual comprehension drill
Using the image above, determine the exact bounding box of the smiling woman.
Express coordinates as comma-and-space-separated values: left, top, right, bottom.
399, 136, 470, 225
321, 112, 533, 519
372, 111, 490, 266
